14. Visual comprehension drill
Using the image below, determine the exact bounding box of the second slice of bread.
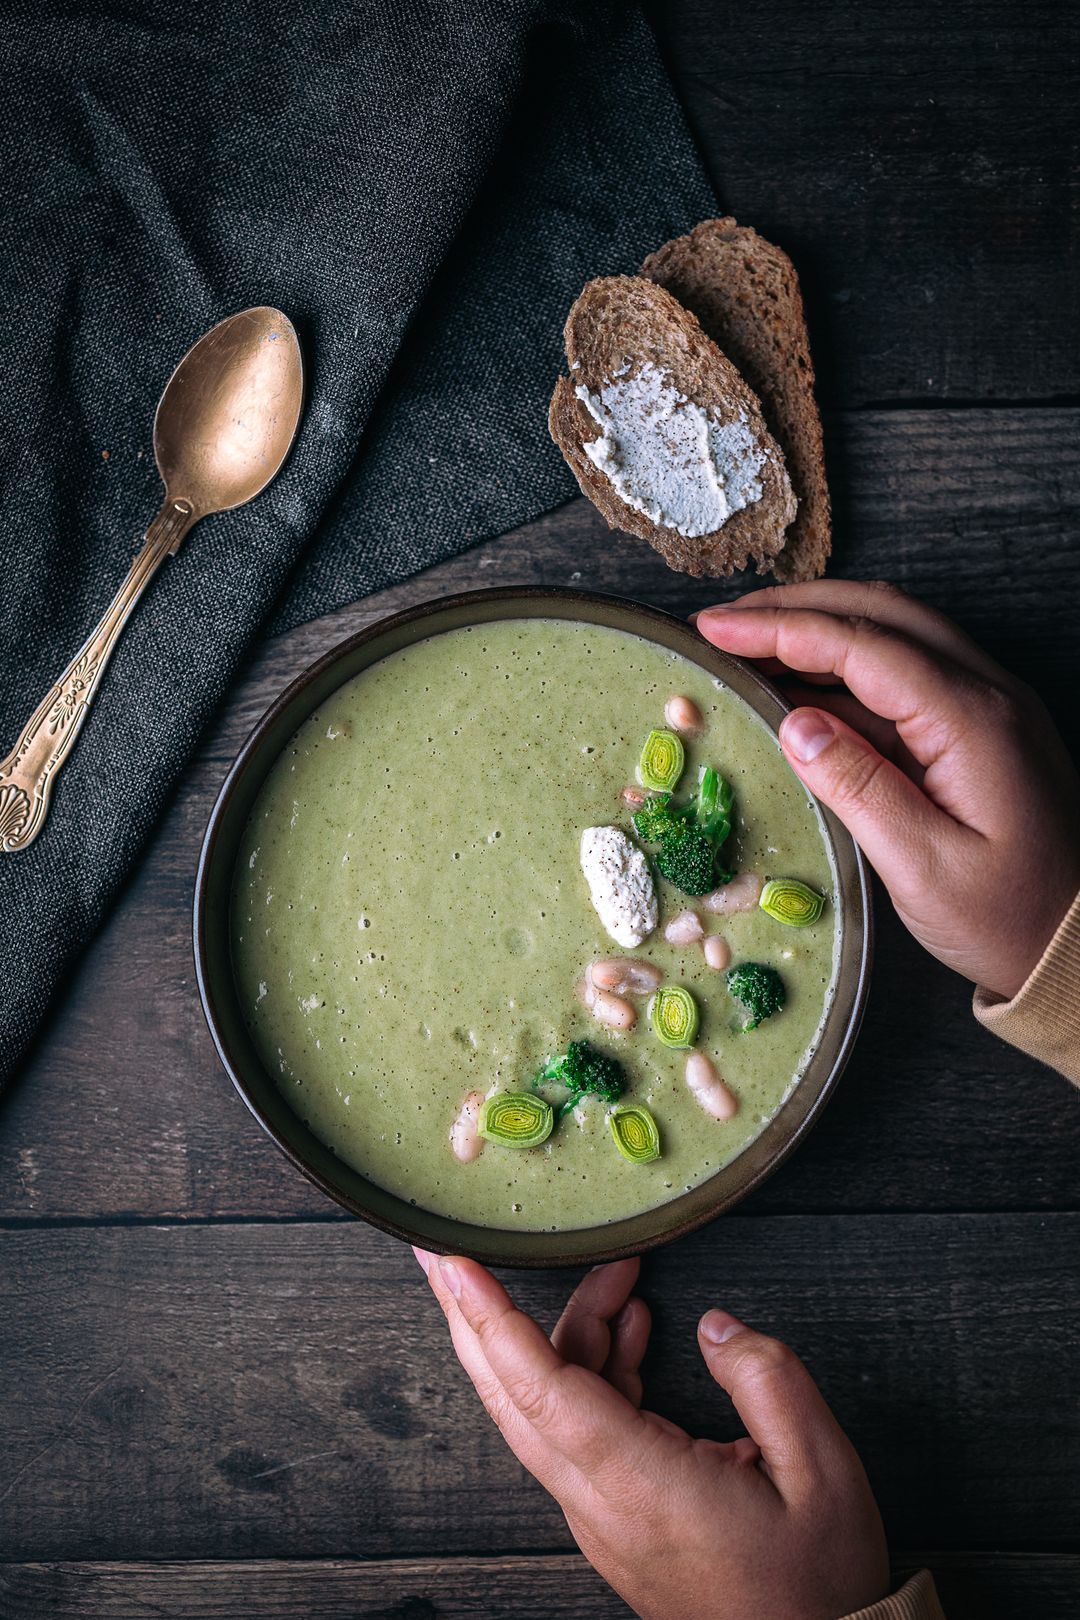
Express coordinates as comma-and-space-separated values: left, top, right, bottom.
641, 218, 830, 583
549, 275, 797, 578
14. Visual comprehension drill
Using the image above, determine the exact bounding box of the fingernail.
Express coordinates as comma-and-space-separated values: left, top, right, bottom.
439, 1258, 463, 1298
412, 1246, 434, 1276
780, 710, 836, 764
696, 606, 734, 632
700, 1308, 747, 1345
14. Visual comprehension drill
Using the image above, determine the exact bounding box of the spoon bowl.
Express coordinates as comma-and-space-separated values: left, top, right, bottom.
154, 307, 303, 517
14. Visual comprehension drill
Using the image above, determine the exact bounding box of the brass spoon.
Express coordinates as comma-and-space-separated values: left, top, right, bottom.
0, 306, 303, 853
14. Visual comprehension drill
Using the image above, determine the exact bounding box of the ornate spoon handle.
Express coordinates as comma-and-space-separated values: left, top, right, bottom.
0, 498, 195, 853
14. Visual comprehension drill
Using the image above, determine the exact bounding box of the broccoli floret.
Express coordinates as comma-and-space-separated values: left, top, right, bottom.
534, 1039, 626, 1116
632, 766, 734, 896
655, 830, 716, 895
726, 962, 786, 1032
632, 794, 686, 844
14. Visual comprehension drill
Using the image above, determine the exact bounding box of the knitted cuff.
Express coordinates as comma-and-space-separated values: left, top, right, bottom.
840, 1569, 946, 1620
973, 886, 1080, 1085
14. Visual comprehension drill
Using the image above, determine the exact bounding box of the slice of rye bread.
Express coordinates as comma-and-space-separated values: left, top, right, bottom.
549, 275, 797, 578
641, 218, 830, 583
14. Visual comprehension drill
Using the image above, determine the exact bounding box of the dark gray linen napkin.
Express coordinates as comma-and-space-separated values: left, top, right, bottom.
0, 0, 715, 1085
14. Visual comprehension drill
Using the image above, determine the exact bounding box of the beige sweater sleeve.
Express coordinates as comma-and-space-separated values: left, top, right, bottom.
973, 886, 1080, 1084
840, 1571, 945, 1620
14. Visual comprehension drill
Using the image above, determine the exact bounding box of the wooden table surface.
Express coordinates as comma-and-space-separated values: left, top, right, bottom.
3, 3, 1079, 1616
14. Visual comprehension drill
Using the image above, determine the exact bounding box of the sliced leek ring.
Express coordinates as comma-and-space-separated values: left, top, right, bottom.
608, 1104, 662, 1165
639, 729, 685, 793
759, 878, 825, 928
648, 985, 699, 1048
478, 1092, 554, 1148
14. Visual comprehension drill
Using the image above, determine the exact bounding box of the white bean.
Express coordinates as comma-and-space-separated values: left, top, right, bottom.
590, 958, 664, 995
663, 908, 704, 945
575, 975, 597, 1010
703, 872, 763, 914
620, 785, 647, 809
590, 988, 637, 1030
703, 934, 731, 971
665, 694, 704, 734
450, 1090, 485, 1162
685, 1051, 739, 1121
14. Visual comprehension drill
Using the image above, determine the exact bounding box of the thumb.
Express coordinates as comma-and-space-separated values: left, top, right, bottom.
778, 706, 955, 888
698, 1309, 857, 1497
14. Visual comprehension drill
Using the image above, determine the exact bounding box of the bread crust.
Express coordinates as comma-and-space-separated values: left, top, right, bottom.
641, 218, 830, 583
548, 275, 796, 578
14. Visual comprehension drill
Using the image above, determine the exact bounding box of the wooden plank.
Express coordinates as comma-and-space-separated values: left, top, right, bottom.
0, 1217, 1076, 1559
652, 0, 1080, 404
1, 1552, 1077, 1620
2, 408, 1079, 1225
899, 1552, 1080, 1619
0, 1558, 626, 1619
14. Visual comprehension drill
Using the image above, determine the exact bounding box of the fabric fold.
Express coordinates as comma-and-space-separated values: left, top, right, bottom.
0, 0, 715, 1084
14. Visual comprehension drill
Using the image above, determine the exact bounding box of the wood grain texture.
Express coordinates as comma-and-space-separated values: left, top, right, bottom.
1, 407, 1078, 1226
651, 0, 1080, 405
1, 1217, 1077, 1560
3, 4, 1078, 1610
898, 1553, 1080, 1620
1, 1552, 1077, 1620
0, 1558, 631, 1620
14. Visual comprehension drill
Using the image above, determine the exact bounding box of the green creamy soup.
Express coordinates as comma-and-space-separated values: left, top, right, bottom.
231, 620, 838, 1231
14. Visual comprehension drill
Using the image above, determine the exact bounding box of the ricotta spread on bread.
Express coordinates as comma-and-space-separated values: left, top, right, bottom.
575, 360, 768, 538
579, 825, 658, 947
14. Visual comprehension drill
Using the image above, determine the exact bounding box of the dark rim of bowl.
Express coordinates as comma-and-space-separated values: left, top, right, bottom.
194, 586, 873, 1267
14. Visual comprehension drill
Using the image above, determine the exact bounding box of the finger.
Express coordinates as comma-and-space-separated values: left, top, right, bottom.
733, 663, 931, 775
414, 1248, 530, 1424
413, 1250, 565, 1485
778, 705, 962, 882
602, 1296, 652, 1407
419, 1262, 694, 1507
699, 1309, 857, 1498
745, 656, 847, 687
440, 1256, 649, 1478
551, 1258, 641, 1372
703, 579, 1009, 685
778, 684, 925, 784
415, 1251, 521, 1424
695, 603, 987, 771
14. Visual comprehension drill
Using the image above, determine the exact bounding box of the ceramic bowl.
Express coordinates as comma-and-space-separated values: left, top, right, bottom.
194, 588, 871, 1266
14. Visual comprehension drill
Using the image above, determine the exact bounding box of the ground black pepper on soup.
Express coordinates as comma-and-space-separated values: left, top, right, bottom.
231, 620, 838, 1231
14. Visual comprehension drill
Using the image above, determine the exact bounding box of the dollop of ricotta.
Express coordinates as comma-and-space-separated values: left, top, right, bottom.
575, 360, 768, 538
580, 826, 658, 948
